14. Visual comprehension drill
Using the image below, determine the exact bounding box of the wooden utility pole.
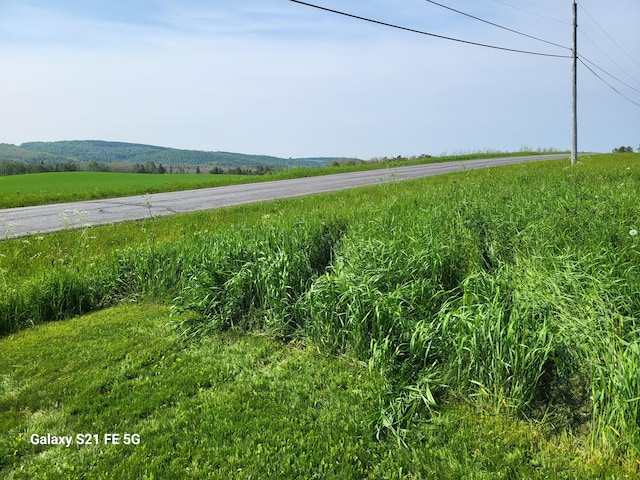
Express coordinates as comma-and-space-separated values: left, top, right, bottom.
571, 1, 578, 165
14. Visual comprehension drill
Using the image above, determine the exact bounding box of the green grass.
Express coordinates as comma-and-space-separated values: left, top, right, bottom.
1, 152, 639, 476
1, 303, 632, 479
0, 151, 564, 209
0, 171, 252, 208
0, 303, 386, 478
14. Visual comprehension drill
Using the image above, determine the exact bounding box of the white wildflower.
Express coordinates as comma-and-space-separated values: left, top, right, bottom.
630, 229, 638, 237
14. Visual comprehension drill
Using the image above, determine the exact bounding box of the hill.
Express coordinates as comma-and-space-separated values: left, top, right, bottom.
0, 143, 70, 164
1, 140, 351, 170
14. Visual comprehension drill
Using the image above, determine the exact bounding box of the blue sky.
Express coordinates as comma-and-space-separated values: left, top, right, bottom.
1, 0, 638, 158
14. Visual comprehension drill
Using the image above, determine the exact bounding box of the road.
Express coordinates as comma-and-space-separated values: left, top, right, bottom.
0, 154, 568, 239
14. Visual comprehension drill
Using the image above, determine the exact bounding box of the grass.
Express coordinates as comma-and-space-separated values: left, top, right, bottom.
0, 304, 386, 478
0, 171, 251, 208
1, 152, 639, 476
1, 303, 632, 479
0, 151, 564, 209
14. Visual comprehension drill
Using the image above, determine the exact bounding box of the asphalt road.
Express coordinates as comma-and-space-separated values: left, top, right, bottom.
0, 154, 569, 239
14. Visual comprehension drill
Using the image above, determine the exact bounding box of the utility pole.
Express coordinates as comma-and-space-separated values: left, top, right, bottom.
571, 0, 578, 165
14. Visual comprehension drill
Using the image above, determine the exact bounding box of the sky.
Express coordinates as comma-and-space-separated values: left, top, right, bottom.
1, 0, 638, 159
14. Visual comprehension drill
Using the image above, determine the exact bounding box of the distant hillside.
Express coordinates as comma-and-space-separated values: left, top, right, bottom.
0, 143, 70, 164
2, 141, 350, 169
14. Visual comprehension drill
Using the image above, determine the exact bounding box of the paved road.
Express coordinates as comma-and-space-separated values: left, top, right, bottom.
0, 154, 568, 239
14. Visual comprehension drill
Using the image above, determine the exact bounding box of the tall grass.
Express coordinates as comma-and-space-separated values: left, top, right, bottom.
173, 220, 345, 337
1, 153, 638, 459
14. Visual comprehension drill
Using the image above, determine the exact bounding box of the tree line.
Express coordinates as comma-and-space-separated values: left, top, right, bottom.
0, 159, 282, 177
0, 159, 169, 176
210, 165, 277, 175
612, 146, 638, 154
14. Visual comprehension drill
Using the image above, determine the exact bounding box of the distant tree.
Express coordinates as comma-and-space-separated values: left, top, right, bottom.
157, 163, 166, 174
55, 161, 79, 172
0, 161, 25, 176
196, 166, 201, 174
209, 166, 223, 174
86, 161, 109, 172
144, 161, 157, 173
255, 164, 275, 175
613, 146, 634, 153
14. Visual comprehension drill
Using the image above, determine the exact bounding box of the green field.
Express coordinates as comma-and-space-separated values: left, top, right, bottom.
1, 153, 639, 477
0, 151, 562, 209
0, 171, 254, 209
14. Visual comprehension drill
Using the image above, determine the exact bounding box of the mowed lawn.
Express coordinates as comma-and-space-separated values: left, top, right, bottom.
0, 303, 626, 479
0, 172, 251, 208
0, 304, 395, 479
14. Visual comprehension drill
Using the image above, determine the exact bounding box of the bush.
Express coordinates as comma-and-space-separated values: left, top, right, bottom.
613, 146, 634, 153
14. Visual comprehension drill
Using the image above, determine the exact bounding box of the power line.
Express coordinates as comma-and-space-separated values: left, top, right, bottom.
575, 3, 640, 109
579, 29, 640, 89
291, 0, 636, 160
486, 0, 570, 26
290, 0, 571, 58
579, 54, 640, 96
578, 2, 640, 69
579, 58, 640, 108
424, 0, 570, 51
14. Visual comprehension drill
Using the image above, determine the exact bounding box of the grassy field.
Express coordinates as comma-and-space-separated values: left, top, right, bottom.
0, 151, 563, 209
0, 171, 252, 209
1, 153, 639, 477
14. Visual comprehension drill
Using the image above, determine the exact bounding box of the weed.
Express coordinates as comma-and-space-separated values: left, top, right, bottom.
59, 209, 90, 230
0, 219, 14, 239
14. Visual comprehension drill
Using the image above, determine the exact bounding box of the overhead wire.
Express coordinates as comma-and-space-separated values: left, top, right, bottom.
289, 0, 571, 58
579, 58, 640, 108
577, 2, 640, 69
580, 54, 640, 96
574, 2, 640, 108
485, 0, 570, 26
291, 0, 639, 108
579, 29, 640, 89
423, 0, 570, 51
